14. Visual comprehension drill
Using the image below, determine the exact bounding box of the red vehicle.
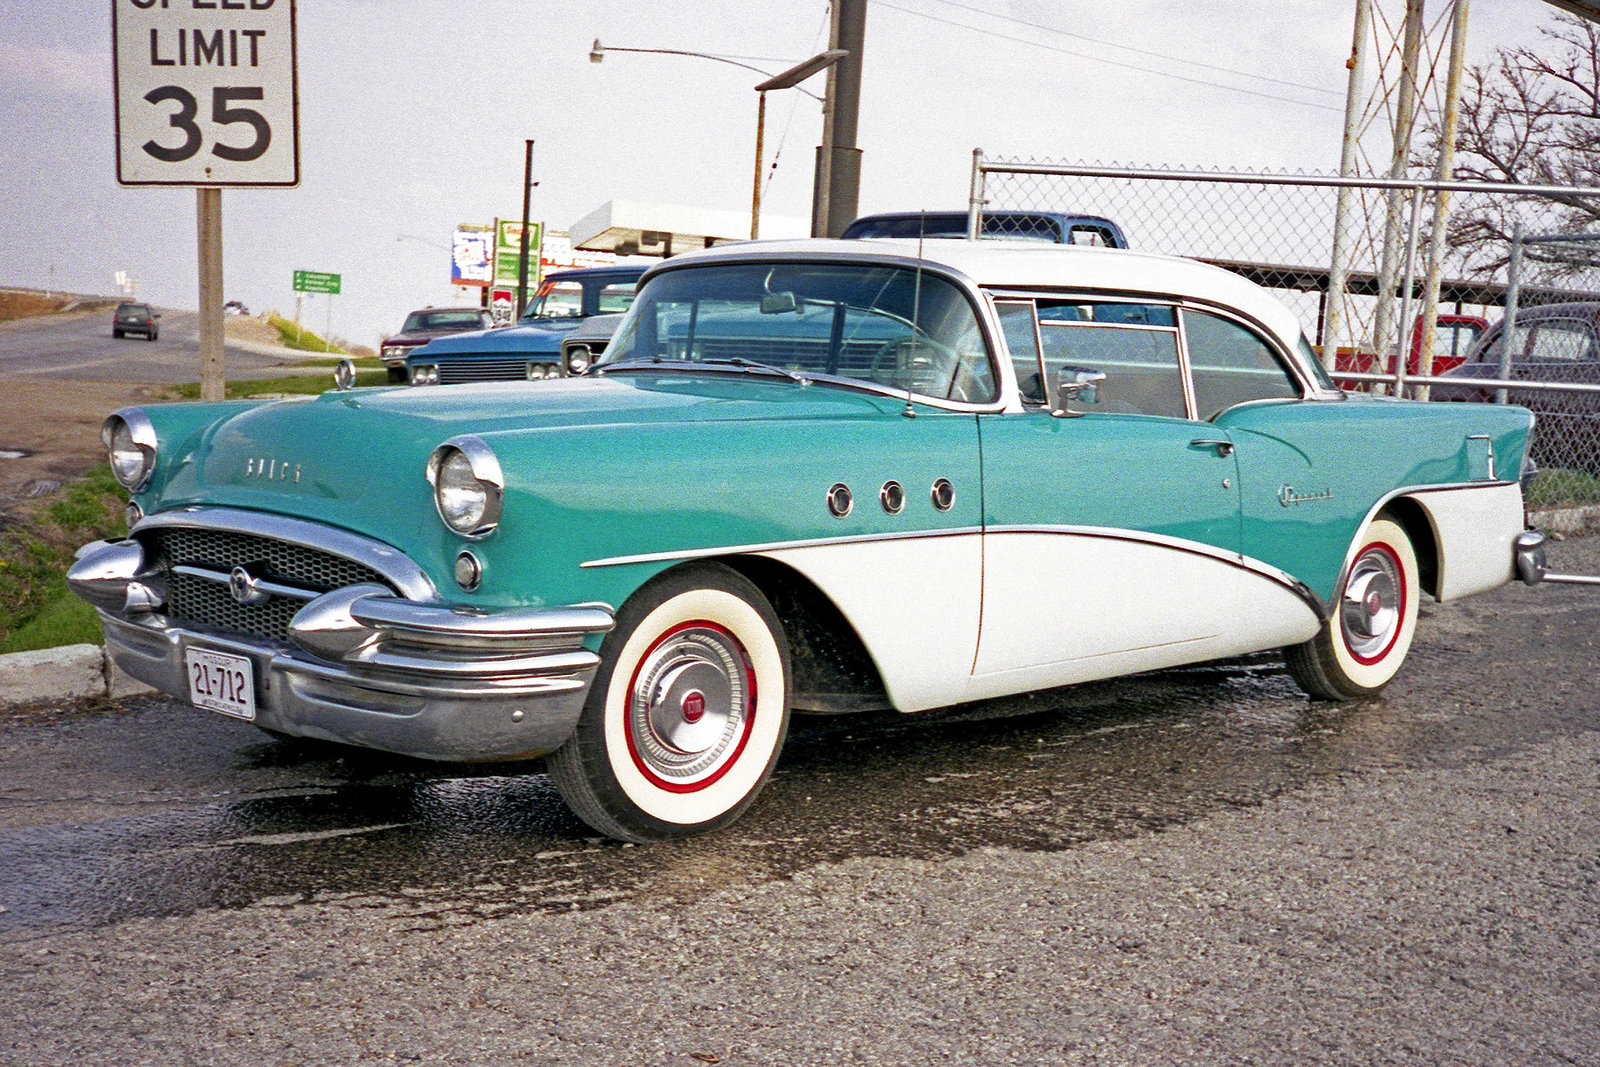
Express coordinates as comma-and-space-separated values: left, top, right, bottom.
1332, 313, 1488, 386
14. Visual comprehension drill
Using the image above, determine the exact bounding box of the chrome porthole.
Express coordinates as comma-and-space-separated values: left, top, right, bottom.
827, 483, 853, 518
880, 480, 904, 514
931, 477, 955, 511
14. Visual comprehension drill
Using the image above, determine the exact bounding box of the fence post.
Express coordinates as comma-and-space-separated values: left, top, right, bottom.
1498, 223, 1523, 405
1323, 0, 1372, 373
1394, 185, 1425, 399
1372, 0, 1427, 388
967, 148, 985, 241
1415, 0, 1471, 403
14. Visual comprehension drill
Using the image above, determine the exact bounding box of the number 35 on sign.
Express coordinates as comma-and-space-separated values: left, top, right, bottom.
113, 0, 299, 186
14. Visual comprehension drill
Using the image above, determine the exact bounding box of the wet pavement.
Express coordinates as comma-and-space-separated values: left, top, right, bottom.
2, 536, 1597, 944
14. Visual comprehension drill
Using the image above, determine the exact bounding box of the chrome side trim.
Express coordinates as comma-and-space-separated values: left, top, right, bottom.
580, 523, 1327, 618
133, 507, 438, 601
579, 526, 986, 570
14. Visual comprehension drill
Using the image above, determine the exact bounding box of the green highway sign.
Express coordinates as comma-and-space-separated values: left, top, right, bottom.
293, 270, 341, 295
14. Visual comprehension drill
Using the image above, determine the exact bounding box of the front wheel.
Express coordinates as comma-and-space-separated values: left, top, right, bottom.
1285, 517, 1420, 700
547, 563, 791, 842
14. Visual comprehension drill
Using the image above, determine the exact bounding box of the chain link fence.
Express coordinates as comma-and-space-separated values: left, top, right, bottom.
967, 155, 1600, 504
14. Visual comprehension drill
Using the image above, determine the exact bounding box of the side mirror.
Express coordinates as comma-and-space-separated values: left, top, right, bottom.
759, 291, 798, 314
1051, 366, 1106, 418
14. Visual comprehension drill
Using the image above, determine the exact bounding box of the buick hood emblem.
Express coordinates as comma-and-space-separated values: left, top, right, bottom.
229, 565, 270, 605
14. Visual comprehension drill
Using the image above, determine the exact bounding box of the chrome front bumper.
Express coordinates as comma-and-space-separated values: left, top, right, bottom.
71, 537, 614, 762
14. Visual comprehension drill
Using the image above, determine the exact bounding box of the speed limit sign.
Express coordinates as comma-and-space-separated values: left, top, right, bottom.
113, 0, 299, 186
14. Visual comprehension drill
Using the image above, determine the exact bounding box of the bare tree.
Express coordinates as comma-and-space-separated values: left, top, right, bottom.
1424, 14, 1600, 273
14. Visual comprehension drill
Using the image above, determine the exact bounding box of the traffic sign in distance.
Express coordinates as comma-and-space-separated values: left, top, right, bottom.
293, 270, 340, 294
113, 0, 300, 187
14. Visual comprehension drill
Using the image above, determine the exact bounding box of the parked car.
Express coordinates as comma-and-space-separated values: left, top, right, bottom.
378, 307, 496, 383
223, 300, 249, 316
842, 210, 1128, 248
558, 312, 625, 376
1432, 301, 1600, 474
407, 264, 647, 385
111, 302, 160, 341
1331, 312, 1488, 384
71, 239, 1541, 842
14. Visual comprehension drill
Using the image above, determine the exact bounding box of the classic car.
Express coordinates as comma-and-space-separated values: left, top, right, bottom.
407, 264, 646, 385
378, 307, 496, 383
70, 239, 1548, 843
112, 301, 161, 341
1431, 301, 1600, 474
842, 209, 1128, 247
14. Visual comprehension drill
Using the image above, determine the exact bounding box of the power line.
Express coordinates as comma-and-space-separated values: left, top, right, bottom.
874, 1, 1344, 113
921, 0, 1342, 98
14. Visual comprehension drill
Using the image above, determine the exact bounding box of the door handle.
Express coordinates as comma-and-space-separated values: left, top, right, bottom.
1189, 438, 1234, 457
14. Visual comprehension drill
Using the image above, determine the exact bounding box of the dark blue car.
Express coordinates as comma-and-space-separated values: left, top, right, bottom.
407, 264, 646, 385
841, 210, 1128, 248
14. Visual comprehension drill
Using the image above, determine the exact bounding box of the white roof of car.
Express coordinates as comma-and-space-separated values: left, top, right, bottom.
662, 238, 1309, 350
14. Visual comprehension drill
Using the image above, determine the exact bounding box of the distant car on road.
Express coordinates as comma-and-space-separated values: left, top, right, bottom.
378, 307, 495, 383
842, 210, 1129, 248
112, 302, 160, 341
223, 300, 249, 316
407, 264, 646, 385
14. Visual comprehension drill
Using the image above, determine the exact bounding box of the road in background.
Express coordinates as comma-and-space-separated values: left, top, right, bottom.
1, 537, 1596, 1064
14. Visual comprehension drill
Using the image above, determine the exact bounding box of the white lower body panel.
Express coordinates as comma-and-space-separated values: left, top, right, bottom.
1410, 482, 1523, 601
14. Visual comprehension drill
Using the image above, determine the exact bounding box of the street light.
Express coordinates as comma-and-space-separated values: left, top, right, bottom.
590, 40, 846, 239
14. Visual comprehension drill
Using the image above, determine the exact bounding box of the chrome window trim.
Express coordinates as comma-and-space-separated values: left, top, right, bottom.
133, 506, 439, 601
611, 252, 1012, 414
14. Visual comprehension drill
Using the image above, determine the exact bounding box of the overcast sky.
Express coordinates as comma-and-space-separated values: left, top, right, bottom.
0, 0, 1566, 346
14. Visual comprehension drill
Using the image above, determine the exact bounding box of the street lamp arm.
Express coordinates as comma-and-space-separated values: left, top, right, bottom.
590, 39, 823, 101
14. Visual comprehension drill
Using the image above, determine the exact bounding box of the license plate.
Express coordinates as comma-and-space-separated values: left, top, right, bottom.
185, 646, 257, 721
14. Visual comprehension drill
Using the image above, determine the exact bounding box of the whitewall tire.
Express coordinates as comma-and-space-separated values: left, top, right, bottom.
547, 563, 791, 842
1286, 517, 1421, 700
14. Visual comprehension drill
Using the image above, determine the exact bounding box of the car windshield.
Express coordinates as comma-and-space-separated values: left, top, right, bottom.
524, 281, 585, 319
597, 261, 997, 403
402, 310, 486, 331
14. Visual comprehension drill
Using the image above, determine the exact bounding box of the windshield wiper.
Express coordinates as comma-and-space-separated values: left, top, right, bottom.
695, 357, 810, 383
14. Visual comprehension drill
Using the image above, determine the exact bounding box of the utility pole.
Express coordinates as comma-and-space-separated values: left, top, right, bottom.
812, 0, 866, 237
517, 139, 535, 317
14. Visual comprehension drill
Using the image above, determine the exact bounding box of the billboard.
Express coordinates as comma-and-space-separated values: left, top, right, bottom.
451, 224, 493, 287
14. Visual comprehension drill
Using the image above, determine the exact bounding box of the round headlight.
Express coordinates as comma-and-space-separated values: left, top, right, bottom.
426, 436, 504, 538
101, 410, 156, 491
525, 362, 541, 381
567, 346, 592, 375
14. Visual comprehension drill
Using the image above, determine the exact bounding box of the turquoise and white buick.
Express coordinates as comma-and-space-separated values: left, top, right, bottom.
71, 240, 1546, 841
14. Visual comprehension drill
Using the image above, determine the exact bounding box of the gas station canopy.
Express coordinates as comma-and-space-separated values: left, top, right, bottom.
569, 199, 806, 257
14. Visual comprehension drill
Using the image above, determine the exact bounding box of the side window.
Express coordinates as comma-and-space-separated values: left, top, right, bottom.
1183, 309, 1300, 420
1037, 302, 1185, 418
995, 301, 1045, 403
1524, 320, 1599, 369
597, 282, 637, 314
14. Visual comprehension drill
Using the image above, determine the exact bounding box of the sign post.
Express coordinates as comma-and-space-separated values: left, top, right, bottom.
113, 0, 300, 399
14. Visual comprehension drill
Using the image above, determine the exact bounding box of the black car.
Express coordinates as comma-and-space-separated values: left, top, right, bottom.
1436, 301, 1600, 474
112, 302, 160, 341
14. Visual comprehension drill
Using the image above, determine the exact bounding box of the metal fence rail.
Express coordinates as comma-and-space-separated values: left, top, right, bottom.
967, 155, 1600, 502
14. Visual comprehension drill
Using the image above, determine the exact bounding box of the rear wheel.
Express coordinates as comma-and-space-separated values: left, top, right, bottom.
1286, 517, 1420, 700
547, 563, 791, 842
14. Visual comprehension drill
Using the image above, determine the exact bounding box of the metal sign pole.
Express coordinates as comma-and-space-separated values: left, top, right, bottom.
197, 188, 224, 402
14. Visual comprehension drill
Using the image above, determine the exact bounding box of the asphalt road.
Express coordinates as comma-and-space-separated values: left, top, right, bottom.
1, 538, 1597, 1065
0, 307, 323, 383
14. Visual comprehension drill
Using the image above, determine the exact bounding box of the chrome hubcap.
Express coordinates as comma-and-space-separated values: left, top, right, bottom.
628, 623, 752, 786
1341, 546, 1402, 662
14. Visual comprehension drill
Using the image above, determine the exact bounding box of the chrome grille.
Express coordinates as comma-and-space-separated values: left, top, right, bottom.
144, 527, 393, 642
436, 358, 530, 383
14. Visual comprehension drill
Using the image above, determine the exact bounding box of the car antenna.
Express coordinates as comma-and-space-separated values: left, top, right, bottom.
903, 213, 925, 419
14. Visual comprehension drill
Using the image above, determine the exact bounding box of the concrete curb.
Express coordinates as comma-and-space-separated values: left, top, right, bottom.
1530, 504, 1600, 537
0, 643, 153, 711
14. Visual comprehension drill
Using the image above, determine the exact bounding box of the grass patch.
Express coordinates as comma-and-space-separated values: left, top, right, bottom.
0, 464, 129, 653
165, 357, 389, 399
1527, 467, 1600, 509
268, 312, 345, 353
